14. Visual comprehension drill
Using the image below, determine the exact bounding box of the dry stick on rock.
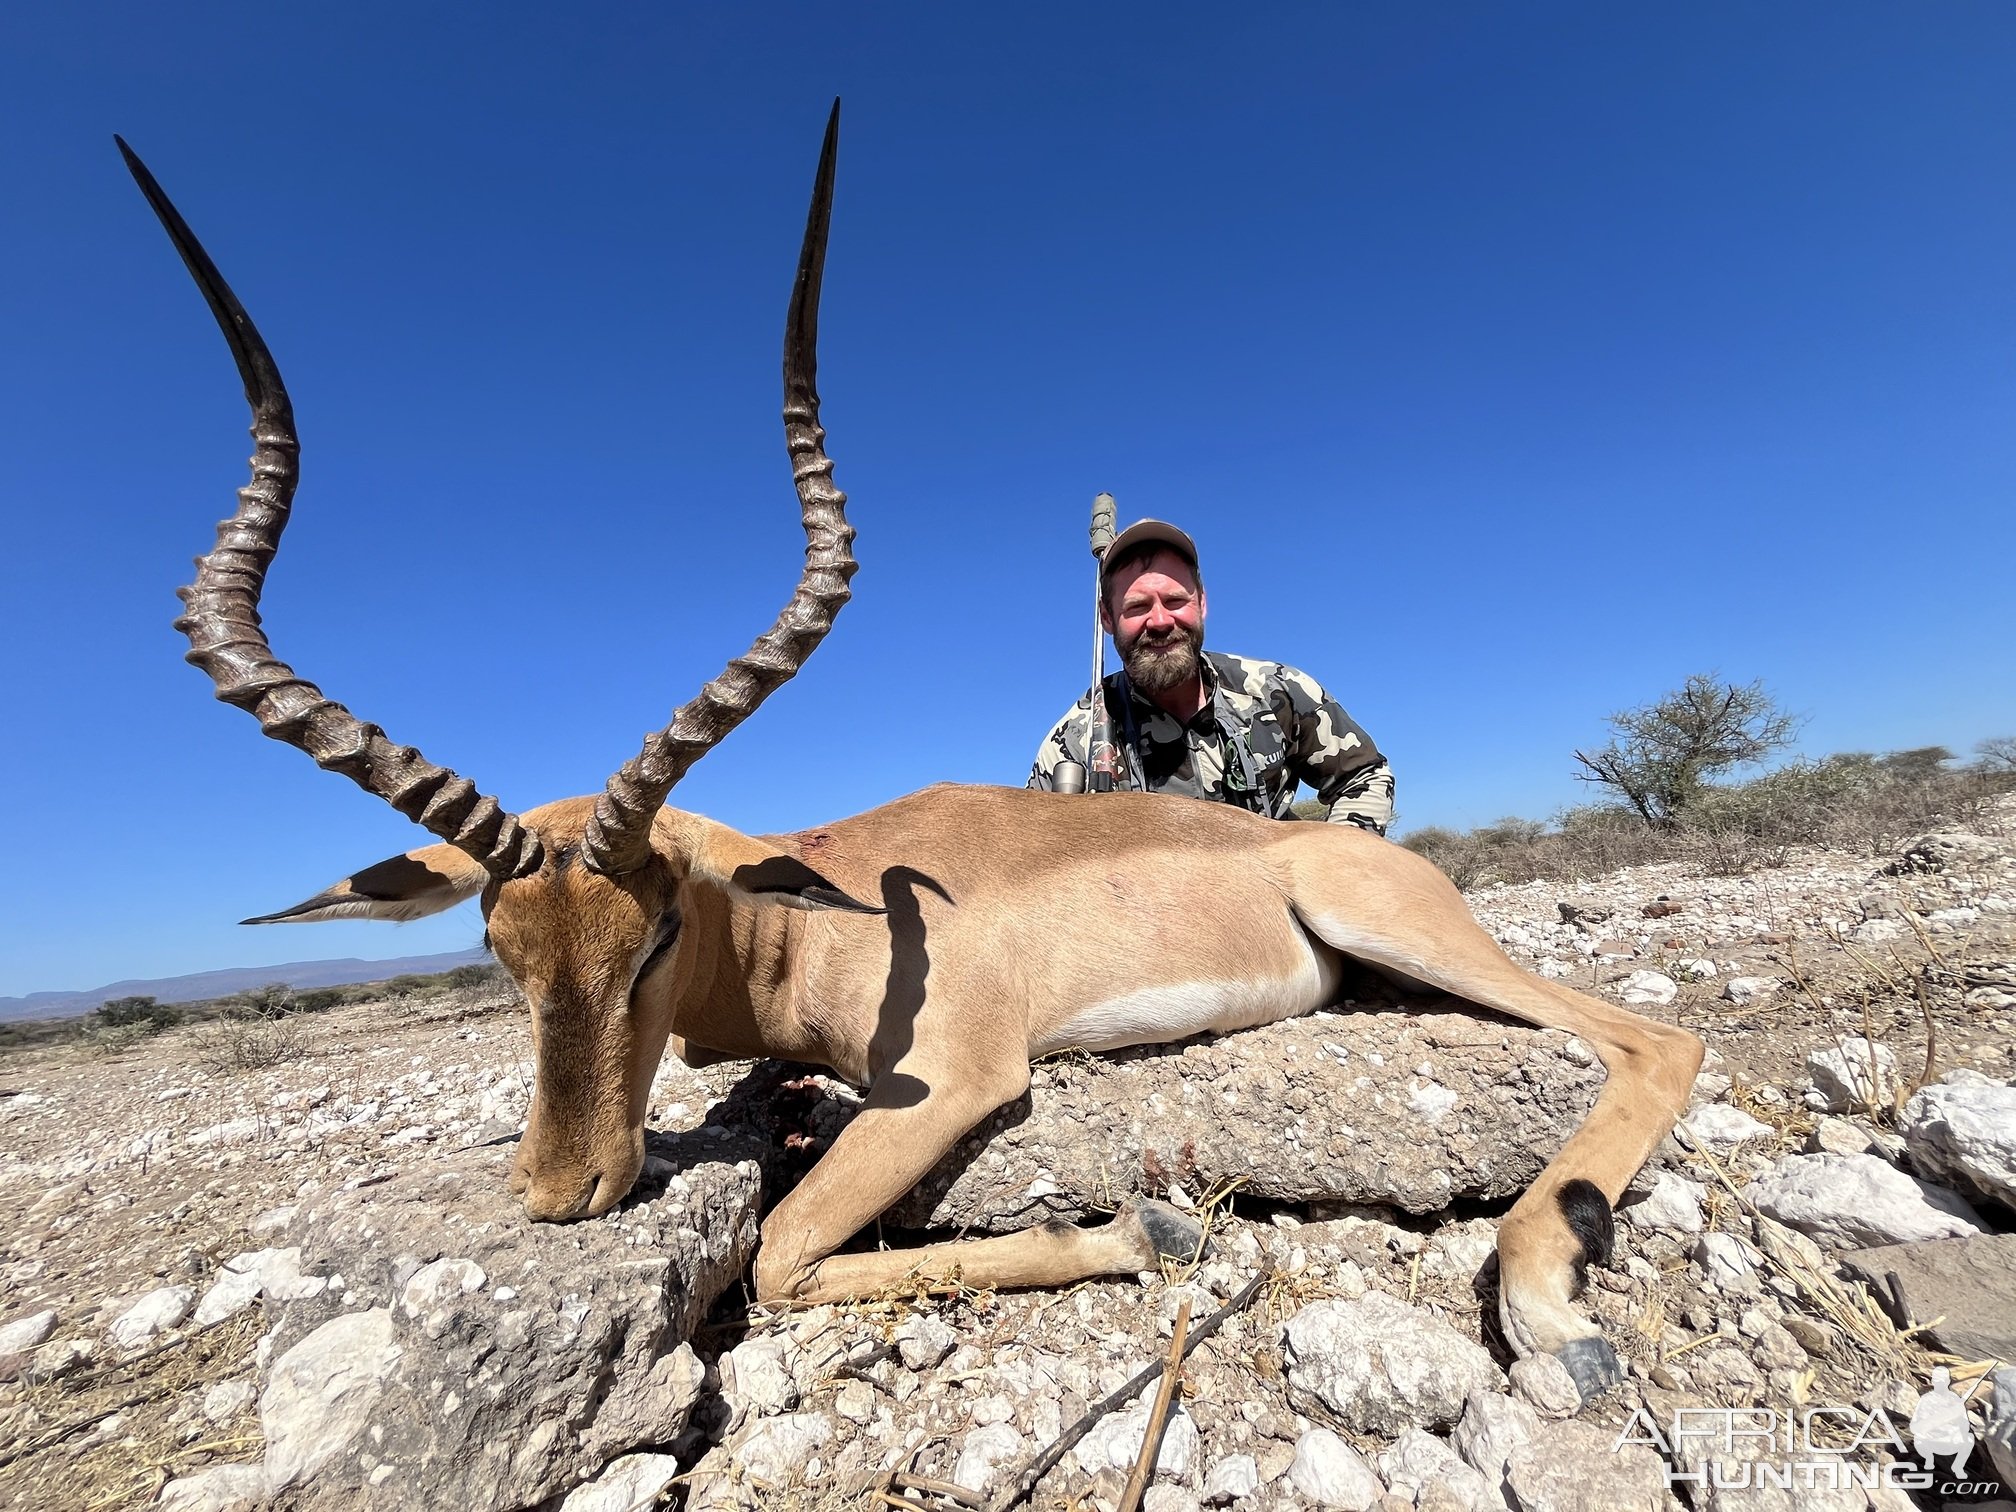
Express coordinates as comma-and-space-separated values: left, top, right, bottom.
1913, 975, 1939, 1093
988, 1269, 1271, 1512
891, 1470, 984, 1508
1118, 1298, 1192, 1512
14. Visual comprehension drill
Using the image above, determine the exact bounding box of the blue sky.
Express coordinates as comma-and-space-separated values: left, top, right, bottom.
3, 4, 2012, 996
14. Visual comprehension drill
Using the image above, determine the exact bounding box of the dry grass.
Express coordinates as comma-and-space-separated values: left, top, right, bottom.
1, 1312, 265, 1511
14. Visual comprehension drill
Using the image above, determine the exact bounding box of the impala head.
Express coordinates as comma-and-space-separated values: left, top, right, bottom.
124, 104, 869, 1220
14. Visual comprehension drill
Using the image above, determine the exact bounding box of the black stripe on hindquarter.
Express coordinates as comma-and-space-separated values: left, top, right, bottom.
1557, 1179, 1614, 1295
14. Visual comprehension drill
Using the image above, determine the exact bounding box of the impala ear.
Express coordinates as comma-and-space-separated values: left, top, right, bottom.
243, 844, 491, 924
684, 823, 883, 914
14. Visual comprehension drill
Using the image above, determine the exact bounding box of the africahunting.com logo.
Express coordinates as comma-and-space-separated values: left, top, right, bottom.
1615, 1370, 2001, 1497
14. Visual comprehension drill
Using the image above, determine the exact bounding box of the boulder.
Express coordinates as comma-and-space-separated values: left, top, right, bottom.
1839, 1234, 2016, 1365
1504, 1417, 1667, 1512
251, 1129, 763, 1510
1743, 1153, 1985, 1250
1284, 1292, 1504, 1434
1898, 1079, 2016, 1214
849, 1010, 1606, 1229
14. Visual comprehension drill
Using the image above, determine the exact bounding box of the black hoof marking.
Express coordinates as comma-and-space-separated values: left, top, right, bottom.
1134, 1199, 1209, 1264
1555, 1335, 1625, 1401
1557, 1179, 1614, 1294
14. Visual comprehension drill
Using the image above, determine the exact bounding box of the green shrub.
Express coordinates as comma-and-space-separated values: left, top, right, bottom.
93, 995, 181, 1034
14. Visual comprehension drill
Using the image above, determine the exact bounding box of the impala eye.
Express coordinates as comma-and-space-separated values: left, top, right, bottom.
638, 907, 682, 977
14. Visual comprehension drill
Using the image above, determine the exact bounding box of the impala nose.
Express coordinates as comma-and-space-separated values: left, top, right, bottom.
521, 1172, 599, 1223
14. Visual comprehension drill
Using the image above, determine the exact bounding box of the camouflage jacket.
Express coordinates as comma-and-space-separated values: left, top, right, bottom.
1027, 651, 1395, 833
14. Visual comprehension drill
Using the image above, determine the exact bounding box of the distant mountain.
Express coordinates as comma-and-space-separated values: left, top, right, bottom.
0, 949, 495, 1023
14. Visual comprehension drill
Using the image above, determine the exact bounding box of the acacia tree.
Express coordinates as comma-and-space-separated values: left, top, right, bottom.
1573, 675, 1800, 829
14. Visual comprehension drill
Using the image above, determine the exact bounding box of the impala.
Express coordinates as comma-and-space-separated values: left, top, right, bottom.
123, 104, 1701, 1400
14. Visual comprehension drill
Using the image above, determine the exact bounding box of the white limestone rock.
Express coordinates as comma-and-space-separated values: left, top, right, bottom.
1285, 1291, 1504, 1434
894, 1311, 957, 1370
1803, 1038, 1899, 1113
1202, 1454, 1261, 1504
1693, 1232, 1762, 1296
1619, 970, 1678, 1006
195, 1246, 328, 1327
1288, 1428, 1384, 1510
108, 1285, 196, 1350
723, 1334, 800, 1423
724, 1410, 832, 1486
158, 1464, 270, 1512
1899, 1079, 2016, 1215
1074, 1402, 1198, 1480
1377, 1427, 1494, 1508
952, 1422, 1025, 1496
558, 1453, 682, 1512
1721, 976, 1780, 1006
1505, 1417, 1667, 1511
202, 1379, 257, 1424
1678, 1104, 1773, 1152
1744, 1152, 1987, 1249
1509, 1353, 1583, 1419
1623, 1172, 1705, 1236
1453, 1389, 1539, 1497
0, 1308, 57, 1356
262, 1308, 403, 1494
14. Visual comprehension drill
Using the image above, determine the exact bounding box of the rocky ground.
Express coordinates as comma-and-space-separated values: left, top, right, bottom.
1, 806, 2013, 1512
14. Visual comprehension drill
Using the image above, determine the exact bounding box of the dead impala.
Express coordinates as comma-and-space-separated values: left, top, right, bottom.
123, 104, 1701, 1400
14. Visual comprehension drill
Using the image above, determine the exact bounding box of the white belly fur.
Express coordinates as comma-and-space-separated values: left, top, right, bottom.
1040, 936, 1340, 1055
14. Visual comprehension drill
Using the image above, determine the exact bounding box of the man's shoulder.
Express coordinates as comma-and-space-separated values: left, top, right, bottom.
1206, 651, 1309, 700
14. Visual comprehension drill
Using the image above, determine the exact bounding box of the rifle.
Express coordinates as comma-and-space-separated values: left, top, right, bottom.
1052, 492, 1119, 795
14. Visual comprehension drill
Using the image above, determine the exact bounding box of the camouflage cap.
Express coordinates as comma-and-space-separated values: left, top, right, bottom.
1100, 518, 1199, 582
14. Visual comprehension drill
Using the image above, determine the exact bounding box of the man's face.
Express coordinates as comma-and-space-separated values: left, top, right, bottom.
1103, 548, 1206, 694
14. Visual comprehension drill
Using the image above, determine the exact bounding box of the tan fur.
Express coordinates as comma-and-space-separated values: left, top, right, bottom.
276, 781, 1701, 1372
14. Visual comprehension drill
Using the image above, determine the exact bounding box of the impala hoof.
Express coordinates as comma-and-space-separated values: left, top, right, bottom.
1554, 1335, 1624, 1402
1129, 1198, 1209, 1267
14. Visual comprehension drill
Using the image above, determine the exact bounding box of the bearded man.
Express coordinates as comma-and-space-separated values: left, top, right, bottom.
1027, 520, 1396, 833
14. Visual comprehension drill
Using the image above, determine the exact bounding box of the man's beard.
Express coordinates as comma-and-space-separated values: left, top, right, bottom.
1123, 624, 1203, 694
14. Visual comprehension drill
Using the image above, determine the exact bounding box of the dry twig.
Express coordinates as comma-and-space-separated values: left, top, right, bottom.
987, 1268, 1269, 1512
1117, 1299, 1191, 1512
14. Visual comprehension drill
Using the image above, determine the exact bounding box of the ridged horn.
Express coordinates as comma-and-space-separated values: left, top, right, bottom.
119, 136, 544, 881
582, 100, 856, 876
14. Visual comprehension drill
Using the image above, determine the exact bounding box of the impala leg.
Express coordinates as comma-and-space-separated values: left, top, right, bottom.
752, 1053, 1201, 1304
1290, 855, 1703, 1399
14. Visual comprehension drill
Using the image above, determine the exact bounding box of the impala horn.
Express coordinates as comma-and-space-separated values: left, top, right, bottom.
582, 99, 856, 876
119, 137, 544, 880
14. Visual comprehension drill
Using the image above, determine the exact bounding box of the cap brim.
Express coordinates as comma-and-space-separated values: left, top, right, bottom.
1101, 519, 1199, 574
